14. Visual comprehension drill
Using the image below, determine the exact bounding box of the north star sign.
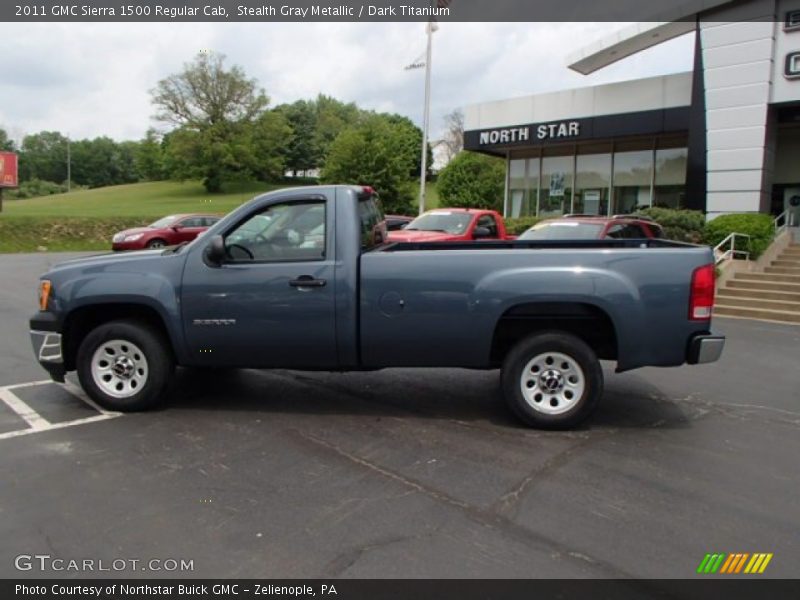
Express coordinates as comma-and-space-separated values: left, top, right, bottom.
479, 121, 580, 145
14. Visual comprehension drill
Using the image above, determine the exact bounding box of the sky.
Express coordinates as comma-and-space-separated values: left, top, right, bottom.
0, 22, 694, 144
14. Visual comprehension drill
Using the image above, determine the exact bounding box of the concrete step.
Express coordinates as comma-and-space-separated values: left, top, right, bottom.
727, 279, 800, 293
764, 266, 800, 275
780, 249, 800, 256
714, 304, 800, 323
716, 287, 800, 302
712, 294, 800, 312
773, 259, 800, 267
734, 272, 800, 284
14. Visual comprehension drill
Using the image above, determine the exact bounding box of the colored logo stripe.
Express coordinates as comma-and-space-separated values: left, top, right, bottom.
698, 552, 773, 574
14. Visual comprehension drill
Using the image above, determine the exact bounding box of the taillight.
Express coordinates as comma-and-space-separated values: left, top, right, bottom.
689, 264, 715, 320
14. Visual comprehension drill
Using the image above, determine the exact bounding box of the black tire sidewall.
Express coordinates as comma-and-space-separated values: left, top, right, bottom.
502, 331, 603, 429
76, 320, 173, 411
147, 239, 166, 249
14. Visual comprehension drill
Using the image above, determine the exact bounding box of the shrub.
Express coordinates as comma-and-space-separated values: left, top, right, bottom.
637, 207, 706, 243
703, 213, 774, 259
436, 152, 505, 212
505, 216, 544, 236
9, 179, 68, 199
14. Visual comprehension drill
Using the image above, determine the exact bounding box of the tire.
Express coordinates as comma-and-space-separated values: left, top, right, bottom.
146, 238, 166, 249
501, 331, 603, 429
76, 320, 174, 412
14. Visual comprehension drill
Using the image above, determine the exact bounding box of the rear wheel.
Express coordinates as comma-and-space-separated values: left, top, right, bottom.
146, 238, 166, 249
76, 320, 174, 411
501, 331, 603, 429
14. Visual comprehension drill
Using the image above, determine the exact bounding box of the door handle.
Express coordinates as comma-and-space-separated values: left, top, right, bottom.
289, 276, 326, 288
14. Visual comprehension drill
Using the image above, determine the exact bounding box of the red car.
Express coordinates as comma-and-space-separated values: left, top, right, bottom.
112, 214, 221, 251
387, 208, 511, 243
517, 214, 664, 241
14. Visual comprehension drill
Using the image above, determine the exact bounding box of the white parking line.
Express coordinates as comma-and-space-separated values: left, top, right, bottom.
0, 380, 122, 441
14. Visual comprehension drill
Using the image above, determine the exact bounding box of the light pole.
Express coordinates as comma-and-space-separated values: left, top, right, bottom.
405, 22, 437, 215
417, 21, 434, 215
66, 135, 71, 193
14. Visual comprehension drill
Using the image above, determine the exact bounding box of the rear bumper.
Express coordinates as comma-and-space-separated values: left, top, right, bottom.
687, 334, 725, 365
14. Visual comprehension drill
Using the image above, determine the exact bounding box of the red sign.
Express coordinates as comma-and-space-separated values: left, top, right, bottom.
0, 151, 19, 188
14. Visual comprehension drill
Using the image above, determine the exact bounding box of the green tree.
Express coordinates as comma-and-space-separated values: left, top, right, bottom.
384, 113, 432, 179
313, 94, 363, 166
246, 110, 293, 182
436, 151, 505, 211
151, 53, 269, 192
18, 131, 69, 183
69, 137, 139, 188
275, 100, 320, 176
136, 129, 167, 181
0, 128, 15, 152
321, 114, 415, 214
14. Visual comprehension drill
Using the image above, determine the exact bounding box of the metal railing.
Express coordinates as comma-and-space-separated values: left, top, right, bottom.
774, 210, 788, 236
713, 232, 751, 266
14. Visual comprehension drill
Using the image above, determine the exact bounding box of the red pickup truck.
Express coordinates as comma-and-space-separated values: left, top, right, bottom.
386, 208, 511, 243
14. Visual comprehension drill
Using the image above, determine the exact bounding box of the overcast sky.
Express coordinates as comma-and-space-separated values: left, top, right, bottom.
0, 22, 694, 143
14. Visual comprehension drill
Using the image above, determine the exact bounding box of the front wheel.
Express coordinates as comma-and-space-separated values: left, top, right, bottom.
501, 332, 603, 429
76, 320, 174, 411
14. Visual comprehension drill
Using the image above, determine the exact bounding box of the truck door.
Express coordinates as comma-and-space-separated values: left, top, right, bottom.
180, 196, 338, 368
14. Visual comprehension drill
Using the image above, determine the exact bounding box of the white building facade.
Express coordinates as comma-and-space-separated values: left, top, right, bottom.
464, 0, 800, 223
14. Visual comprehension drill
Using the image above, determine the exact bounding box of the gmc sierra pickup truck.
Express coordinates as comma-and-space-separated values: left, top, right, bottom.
29, 185, 725, 429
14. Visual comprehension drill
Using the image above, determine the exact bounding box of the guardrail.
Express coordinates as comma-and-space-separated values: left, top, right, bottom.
713, 232, 750, 266
774, 210, 788, 236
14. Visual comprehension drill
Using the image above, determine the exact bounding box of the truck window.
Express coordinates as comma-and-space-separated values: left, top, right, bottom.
476, 214, 499, 238
359, 194, 386, 251
224, 201, 326, 262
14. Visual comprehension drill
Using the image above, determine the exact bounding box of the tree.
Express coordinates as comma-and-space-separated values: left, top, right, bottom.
321, 114, 416, 214
136, 129, 167, 181
384, 114, 432, 180
436, 151, 505, 211
18, 131, 69, 183
69, 137, 139, 188
0, 128, 15, 152
151, 53, 270, 192
313, 94, 363, 166
275, 100, 320, 176
441, 109, 464, 163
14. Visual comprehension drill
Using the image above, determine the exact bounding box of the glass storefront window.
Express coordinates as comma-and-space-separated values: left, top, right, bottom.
527, 157, 540, 216
540, 155, 573, 217
508, 159, 527, 218
654, 147, 687, 209
613, 150, 653, 214
575, 153, 611, 215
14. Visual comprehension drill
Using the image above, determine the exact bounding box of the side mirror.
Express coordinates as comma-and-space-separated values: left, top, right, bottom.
204, 235, 226, 267
171, 224, 183, 231
473, 226, 492, 239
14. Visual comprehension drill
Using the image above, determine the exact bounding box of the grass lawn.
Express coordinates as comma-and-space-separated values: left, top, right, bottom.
1, 180, 284, 218
0, 179, 440, 252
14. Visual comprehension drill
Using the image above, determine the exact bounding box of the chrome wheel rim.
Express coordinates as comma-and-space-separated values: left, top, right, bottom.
519, 351, 585, 415
91, 339, 148, 398
148, 240, 165, 248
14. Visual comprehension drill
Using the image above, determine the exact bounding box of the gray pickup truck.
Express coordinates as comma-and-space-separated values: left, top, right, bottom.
29, 185, 724, 428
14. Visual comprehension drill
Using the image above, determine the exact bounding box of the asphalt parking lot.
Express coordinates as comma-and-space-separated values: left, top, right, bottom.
0, 252, 798, 579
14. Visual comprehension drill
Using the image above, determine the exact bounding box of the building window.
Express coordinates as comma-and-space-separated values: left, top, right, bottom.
613, 150, 653, 214
508, 159, 527, 218
654, 147, 687, 209
575, 151, 611, 215
785, 10, 800, 31
540, 155, 573, 217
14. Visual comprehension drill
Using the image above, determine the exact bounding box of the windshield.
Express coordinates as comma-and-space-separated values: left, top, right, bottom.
406, 211, 472, 234
149, 215, 179, 229
518, 221, 605, 240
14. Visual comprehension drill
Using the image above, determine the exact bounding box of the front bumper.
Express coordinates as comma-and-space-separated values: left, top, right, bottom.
30, 320, 66, 382
687, 334, 725, 365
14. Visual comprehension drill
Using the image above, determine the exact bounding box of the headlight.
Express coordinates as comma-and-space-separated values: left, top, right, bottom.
38, 280, 52, 311
112, 233, 124, 243
123, 233, 144, 242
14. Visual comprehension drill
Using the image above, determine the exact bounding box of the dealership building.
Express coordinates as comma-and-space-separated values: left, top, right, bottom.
464, 0, 800, 222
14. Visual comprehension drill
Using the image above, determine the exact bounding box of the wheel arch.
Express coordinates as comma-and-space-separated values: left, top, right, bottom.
62, 303, 177, 371
489, 301, 618, 367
